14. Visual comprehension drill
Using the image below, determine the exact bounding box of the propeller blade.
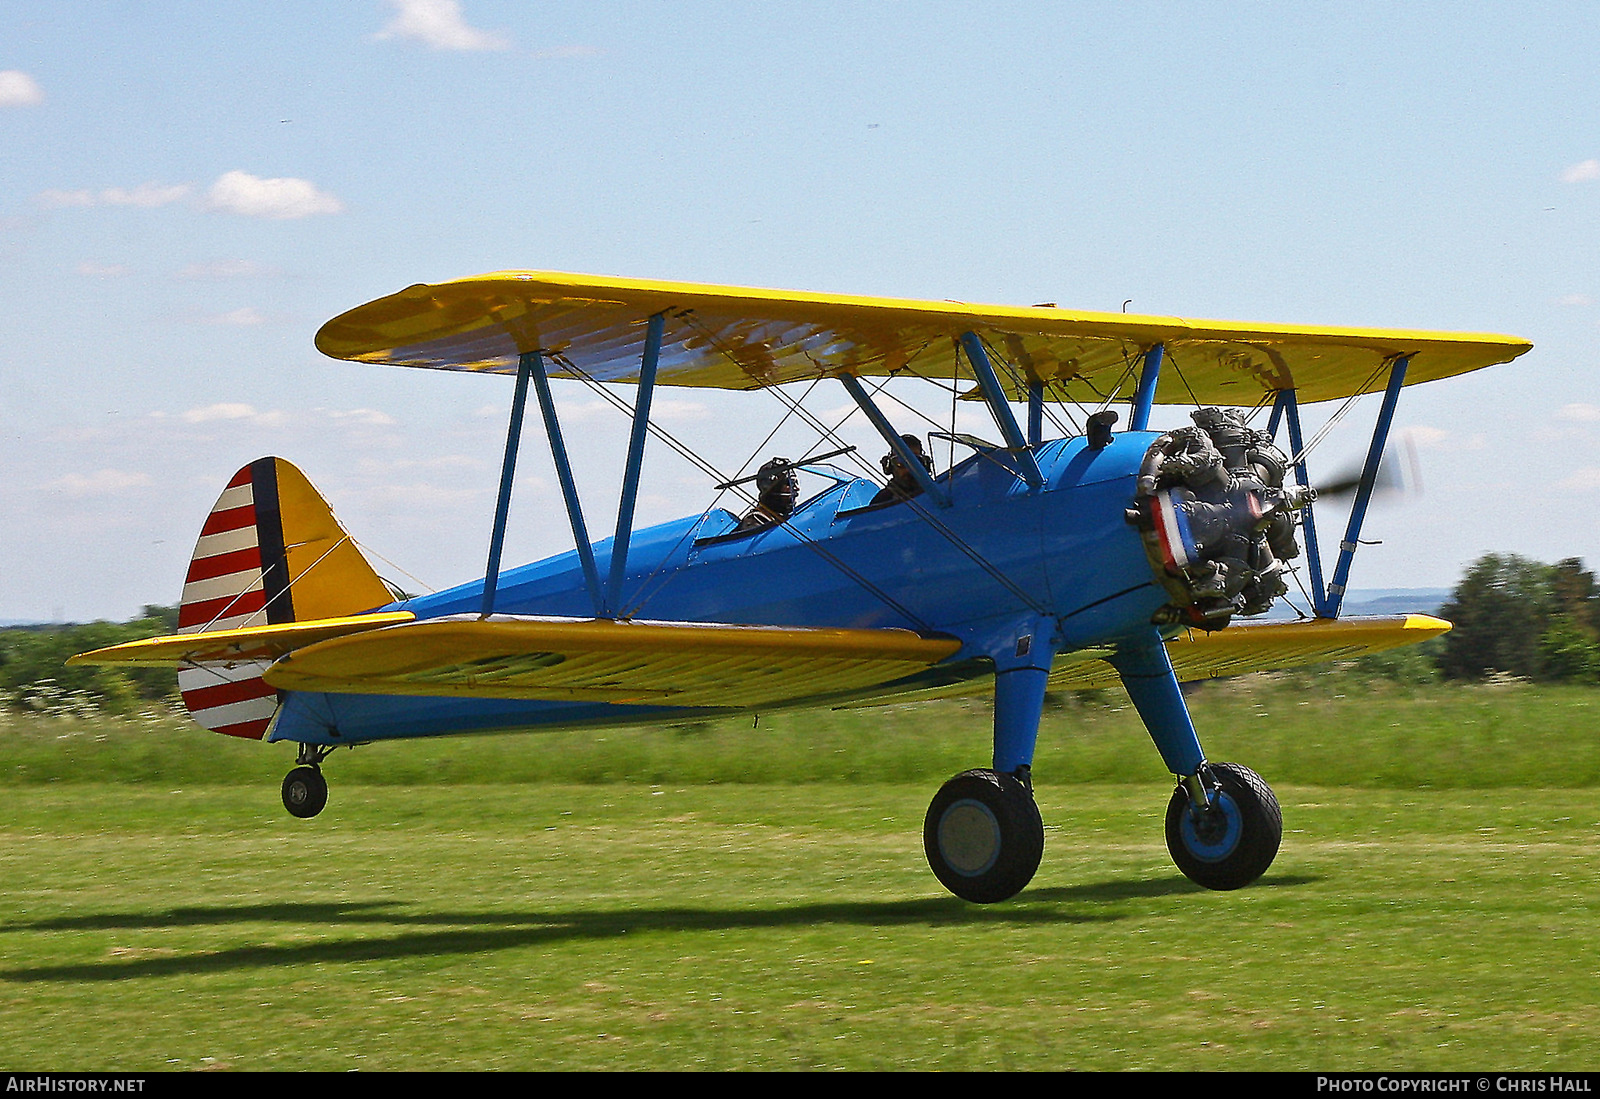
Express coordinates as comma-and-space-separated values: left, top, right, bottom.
1311, 435, 1421, 501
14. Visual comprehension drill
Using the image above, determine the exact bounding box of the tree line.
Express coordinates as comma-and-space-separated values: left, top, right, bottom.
0, 552, 1595, 715
1437, 554, 1599, 683
0, 606, 181, 715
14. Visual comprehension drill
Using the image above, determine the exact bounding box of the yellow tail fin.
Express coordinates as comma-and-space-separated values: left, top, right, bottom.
173, 456, 393, 738
179, 457, 392, 632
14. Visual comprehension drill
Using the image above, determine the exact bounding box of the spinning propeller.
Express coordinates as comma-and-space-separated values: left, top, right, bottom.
1304, 433, 1422, 503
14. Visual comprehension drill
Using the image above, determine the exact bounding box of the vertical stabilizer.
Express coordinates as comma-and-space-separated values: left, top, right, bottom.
177, 457, 391, 739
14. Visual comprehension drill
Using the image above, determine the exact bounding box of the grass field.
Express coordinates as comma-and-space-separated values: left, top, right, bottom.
1, 676, 1598, 1070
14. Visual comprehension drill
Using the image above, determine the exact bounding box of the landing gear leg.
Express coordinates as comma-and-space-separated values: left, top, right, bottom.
282, 743, 331, 819
924, 655, 1052, 903
1110, 636, 1281, 890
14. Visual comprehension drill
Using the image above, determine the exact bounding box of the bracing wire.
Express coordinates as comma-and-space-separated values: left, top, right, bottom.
973, 334, 1077, 440
1164, 347, 1203, 409
553, 349, 935, 629
1283, 360, 1391, 469
1242, 389, 1276, 427
193, 534, 373, 634
354, 538, 440, 597
1095, 350, 1143, 419
674, 319, 1051, 618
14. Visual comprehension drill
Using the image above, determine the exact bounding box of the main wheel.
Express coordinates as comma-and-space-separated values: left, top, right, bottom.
923, 769, 1044, 903
1165, 762, 1281, 890
282, 766, 328, 819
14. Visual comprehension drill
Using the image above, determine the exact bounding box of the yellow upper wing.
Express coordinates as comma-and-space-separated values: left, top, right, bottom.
316, 271, 1531, 406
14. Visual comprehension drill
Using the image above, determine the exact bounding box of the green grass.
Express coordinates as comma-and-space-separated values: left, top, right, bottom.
4, 674, 1599, 789
2, 677, 1598, 1070
1, 782, 1597, 1070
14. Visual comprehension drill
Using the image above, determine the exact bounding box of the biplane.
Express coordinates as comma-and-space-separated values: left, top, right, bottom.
71, 272, 1531, 902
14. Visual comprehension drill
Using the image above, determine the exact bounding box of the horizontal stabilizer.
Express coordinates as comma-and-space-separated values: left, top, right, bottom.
261, 615, 963, 708
67, 612, 417, 669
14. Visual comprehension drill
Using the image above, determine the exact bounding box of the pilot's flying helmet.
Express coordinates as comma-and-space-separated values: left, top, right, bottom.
880, 434, 932, 476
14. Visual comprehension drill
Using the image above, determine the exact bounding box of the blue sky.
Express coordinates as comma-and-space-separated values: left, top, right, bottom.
2, 1, 1597, 621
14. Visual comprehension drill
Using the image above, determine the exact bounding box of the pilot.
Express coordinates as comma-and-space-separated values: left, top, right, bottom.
870, 434, 934, 506
734, 457, 800, 533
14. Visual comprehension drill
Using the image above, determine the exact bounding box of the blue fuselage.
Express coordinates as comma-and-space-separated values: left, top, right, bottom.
271, 430, 1168, 745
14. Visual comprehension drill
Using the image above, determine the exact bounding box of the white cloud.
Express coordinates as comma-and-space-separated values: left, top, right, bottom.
651, 398, 710, 422
75, 261, 131, 277
532, 45, 601, 60
36, 182, 190, 209
181, 403, 263, 423
202, 307, 268, 326
376, 0, 510, 51
1556, 402, 1600, 423
356, 454, 484, 475
177, 404, 398, 429
1401, 425, 1450, 448
36, 189, 97, 209
43, 469, 153, 497
175, 259, 275, 280
1559, 159, 1600, 183
359, 481, 488, 509
536, 398, 615, 423
322, 408, 398, 426
1404, 429, 1486, 453
0, 70, 43, 107
1559, 468, 1600, 492
206, 170, 344, 219
102, 182, 192, 207
1557, 293, 1592, 307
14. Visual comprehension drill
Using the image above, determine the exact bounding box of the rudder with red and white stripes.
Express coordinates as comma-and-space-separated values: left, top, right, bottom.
177, 457, 391, 740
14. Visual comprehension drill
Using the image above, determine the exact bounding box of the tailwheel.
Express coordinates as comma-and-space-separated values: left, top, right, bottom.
282, 765, 328, 819
1165, 762, 1281, 890
923, 768, 1044, 903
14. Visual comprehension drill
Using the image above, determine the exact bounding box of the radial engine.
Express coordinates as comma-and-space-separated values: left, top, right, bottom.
1125, 408, 1313, 630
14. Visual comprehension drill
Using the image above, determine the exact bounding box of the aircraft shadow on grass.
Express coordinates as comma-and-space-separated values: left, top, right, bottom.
1, 875, 1317, 983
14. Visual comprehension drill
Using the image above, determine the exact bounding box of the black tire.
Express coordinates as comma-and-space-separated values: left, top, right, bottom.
1165, 762, 1281, 890
282, 766, 328, 819
923, 769, 1044, 903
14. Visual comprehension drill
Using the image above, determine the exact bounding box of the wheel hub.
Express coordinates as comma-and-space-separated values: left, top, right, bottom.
937, 799, 1002, 877
1180, 790, 1243, 862
1188, 804, 1230, 844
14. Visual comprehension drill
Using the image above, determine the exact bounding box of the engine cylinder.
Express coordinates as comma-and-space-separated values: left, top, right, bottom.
1126, 408, 1305, 630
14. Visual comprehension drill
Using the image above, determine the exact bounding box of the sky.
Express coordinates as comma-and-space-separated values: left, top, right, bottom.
2, 1, 1597, 623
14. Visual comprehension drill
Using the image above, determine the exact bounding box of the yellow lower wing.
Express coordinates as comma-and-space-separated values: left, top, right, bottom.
261, 616, 963, 708
1052, 614, 1451, 691
72, 613, 1444, 708
844, 614, 1451, 708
